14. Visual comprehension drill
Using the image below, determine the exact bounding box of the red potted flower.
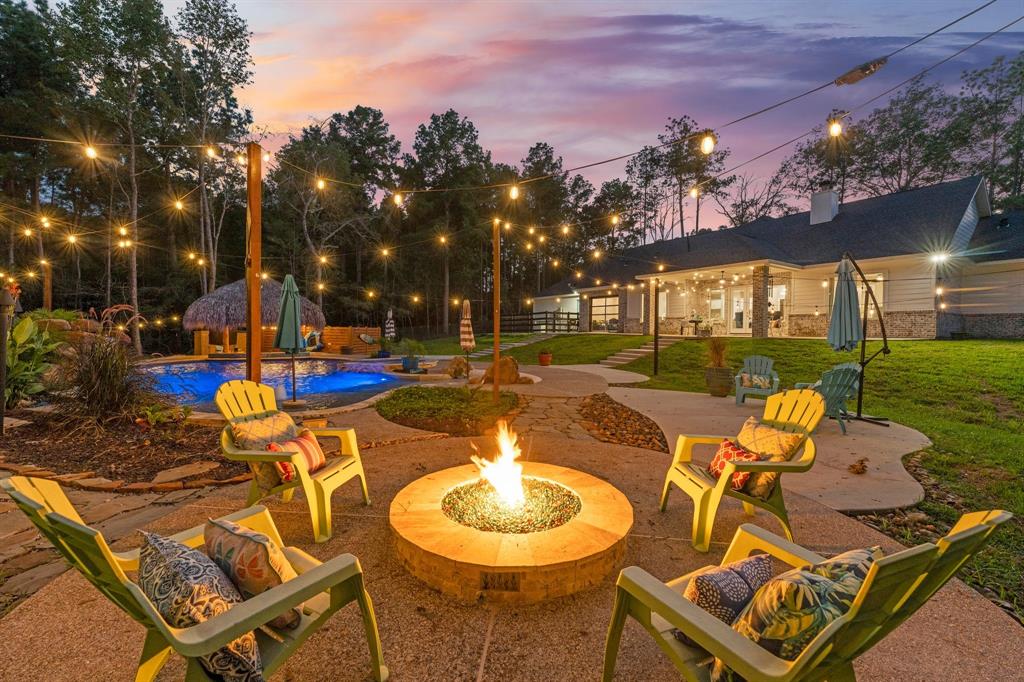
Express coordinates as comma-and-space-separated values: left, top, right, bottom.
538, 349, 552, 366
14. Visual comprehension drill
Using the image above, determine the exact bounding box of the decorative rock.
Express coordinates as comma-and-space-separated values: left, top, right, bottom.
151, 461, 220, 484
150, 481, 184, 492
120, 482, 155, 493
35, 319, 72, 333
70, 318, 102, 333
474, 356, 534, 385
75, 477, 124, 492
51, 472, 96, 483
220, 473, 254, 484
445, 356, 471, 379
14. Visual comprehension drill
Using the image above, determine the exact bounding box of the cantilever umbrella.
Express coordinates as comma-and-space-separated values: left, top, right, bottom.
828, 254, 890, 425
273, 275, 306, 404
460, 298, 475, 355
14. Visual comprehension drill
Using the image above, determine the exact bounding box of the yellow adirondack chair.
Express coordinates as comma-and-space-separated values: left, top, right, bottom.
215, 379, 371, 543
603, 510, 1010, 681
660, 389, 825, 552
0, 476, 389, 682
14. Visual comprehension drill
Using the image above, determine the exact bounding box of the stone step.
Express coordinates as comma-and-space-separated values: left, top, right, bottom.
599, 358, 634, 366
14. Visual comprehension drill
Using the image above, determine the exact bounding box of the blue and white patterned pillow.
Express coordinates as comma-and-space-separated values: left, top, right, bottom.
137, 531, 264, 681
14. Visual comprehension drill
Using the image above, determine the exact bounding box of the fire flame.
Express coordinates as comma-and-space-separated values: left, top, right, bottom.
470, 419, 525, 507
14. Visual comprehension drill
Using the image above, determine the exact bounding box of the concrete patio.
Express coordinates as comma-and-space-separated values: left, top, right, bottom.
0, 431, 1018, 681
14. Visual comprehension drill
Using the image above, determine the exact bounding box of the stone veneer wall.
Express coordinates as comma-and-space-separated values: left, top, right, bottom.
622, 318, 644, 334
789, 310, 938, 338
959, 314, 1024, 339
578, 296, 591, 332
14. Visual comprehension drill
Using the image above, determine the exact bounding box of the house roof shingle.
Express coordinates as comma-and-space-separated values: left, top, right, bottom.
539, 176, 986, 298
966, 210, 1024, 263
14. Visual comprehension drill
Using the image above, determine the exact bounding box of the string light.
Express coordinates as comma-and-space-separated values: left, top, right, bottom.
509, 185, 520, 200
367, 290, 376, 299
118, 226, 128, 236
260, 272, 269, 280
195, 256, 203, 264
234, 154, 246, 165
657, 264, 665, 272
380, 247, 390, 257
393, 193, 403, 206
438, 235, 448, 245
39, 258, 48, 266
317, 283, 325, 291
316, 178, 326, 190
935, 286, 944, 296
525, 298, 533, 305
700, 133, 716, 155
689, 187, 700, 199
610, 214, 620, 226
552, 259, 560, 267
939, 301, 948, 310
503, 222, 511, 231
525, 242, 533, 251
493, 217, 500, 227
22, 228, 32, 237
262, 151, 271, 163
412, 294, 420, 303
527, 226, 535, 235
828, 119, 843, 137
40, 217, 49, 227
575, 271, 582, 279
25, 271, 36, 279
205, 146, 217, 158
67, 234, 77, 244
592, 249, 602, 259
84, 145, 98, 159
174, 199, 184, 210
188, 252, 197, 260
538, 235, 546, 243
561, 225, 570, 235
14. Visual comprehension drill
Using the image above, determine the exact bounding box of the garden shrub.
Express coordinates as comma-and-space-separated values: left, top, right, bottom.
4, 317, 62, 408
375, 385, 518, 436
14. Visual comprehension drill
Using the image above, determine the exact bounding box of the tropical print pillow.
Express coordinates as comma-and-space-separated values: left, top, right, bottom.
712, 567, 863, 681
751, 374, 773, 389
736, 417, 804, 500
707, 440, 761, 490
231, 412, 299, 491
205, 518, 302, 630
267, 429, 327, 482
137, 531, 264, 681
811, 546, 883, 591
673, 554, 773, 647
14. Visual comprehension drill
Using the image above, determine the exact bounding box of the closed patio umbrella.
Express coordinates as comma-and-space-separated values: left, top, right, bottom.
384, 308, 396, 340
827, 256, 863, 352
459, 300, 475, 354
273, 275, 306, 403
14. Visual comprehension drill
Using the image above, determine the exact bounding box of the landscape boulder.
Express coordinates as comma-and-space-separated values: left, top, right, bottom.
445, 356, 471, 378
35, 318, 72, 333
473, 356, 533, 385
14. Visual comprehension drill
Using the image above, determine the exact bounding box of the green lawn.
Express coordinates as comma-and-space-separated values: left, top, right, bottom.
416, 333, 533, 356
503, 333, 653, 365
619, 337, 1024, 617
375, 385, 519, 436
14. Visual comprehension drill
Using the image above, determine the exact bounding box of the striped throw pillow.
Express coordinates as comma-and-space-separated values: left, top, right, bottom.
267, 430, 327, 482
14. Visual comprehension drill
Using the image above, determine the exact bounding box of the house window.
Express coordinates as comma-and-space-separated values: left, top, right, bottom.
590, 296, 619, 332
708, 289, 724, 320
832, 273, 884, 319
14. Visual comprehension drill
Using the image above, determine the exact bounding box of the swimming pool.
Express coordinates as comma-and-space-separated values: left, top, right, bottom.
144, 359, 399, 411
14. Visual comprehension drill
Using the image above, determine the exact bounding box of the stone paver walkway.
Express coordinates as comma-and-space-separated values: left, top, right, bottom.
608, 386, 929, 512
0, 470, 223, 616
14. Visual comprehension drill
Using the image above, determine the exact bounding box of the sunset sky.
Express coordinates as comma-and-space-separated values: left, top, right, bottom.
166, 1, 1022, 221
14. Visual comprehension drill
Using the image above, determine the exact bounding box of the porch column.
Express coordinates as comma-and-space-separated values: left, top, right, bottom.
644, 280, 657, 334
579, 294, 591, 332
752, 265, 770, 338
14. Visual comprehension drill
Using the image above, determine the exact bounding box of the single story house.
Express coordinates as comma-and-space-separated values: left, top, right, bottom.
533, 176, 1024, 339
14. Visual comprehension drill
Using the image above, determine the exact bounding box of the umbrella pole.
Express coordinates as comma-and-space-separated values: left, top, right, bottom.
291, 353, 297, 403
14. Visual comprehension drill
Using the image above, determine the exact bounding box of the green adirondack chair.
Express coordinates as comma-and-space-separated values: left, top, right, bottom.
216, 379, 371, 543
734, 355, 780, 405
0, 476, 389, 682
603, 510, 1010, 681
660, 389, 825, 552
795, 363, 861, 434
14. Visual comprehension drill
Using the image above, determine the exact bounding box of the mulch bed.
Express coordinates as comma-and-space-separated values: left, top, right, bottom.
578, 393, 669, 453
1, 410, 247, 484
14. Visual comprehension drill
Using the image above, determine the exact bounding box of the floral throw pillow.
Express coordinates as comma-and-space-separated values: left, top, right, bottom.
751, 374, 773, 389
206, 518, 302, 630
712, 567, 862, 681
707, 440, 761, 490
673, 554, 773, 647
267, 429, 327, 482
231, 412, 299, 491
137, 531, 264, 681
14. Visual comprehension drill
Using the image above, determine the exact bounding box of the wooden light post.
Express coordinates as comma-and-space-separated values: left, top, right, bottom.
0, 289, 14, 436
42, 262, 52, 311
492, 215, 501, 402
245, 142, 263, 383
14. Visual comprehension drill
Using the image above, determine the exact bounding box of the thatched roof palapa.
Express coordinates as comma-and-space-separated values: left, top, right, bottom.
183, 278, 326, 332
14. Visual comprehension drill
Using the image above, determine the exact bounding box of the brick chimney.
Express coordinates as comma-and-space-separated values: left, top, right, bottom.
810, 189, 839, 225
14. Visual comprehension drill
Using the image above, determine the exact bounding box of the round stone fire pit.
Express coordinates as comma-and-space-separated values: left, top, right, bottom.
390, 462, 633, 603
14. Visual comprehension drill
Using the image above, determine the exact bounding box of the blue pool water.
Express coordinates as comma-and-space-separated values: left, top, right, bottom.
145, 359, 399, 410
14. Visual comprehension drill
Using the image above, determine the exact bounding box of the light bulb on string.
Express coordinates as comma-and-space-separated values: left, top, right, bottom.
262, 151, 271, 163
393, 192, 404, 206
22, 228, 32, 237
509, 184, 520, 200
316, 178, 326, 190
67, 234, 77, 244
319, 255, 328, 264
561, 225, 570, 235
689, 186, 699, 199
592, 249, 602, 259
828, 119, 843, 138
380, 247, 390, 257
503, 222, 511, 231
118, 226, 128, 236
235, 154, 246, 165
84, 145, 98, 160
174, 199, 184, 210
188, 252, 197, 260
700, 133, 716, 155
205, 146, 217, 159
538, 235, 546, 244
610, 214, 620, 226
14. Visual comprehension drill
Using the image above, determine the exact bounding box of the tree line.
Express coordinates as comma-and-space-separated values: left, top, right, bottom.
1, 0, 1021, 347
